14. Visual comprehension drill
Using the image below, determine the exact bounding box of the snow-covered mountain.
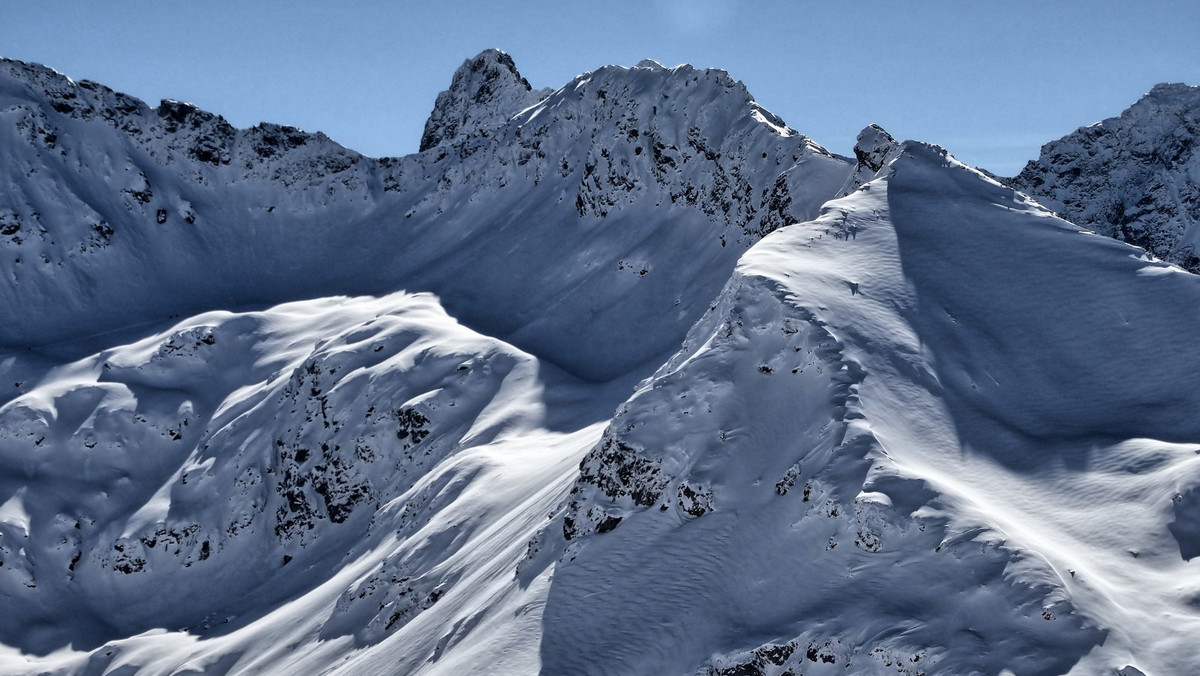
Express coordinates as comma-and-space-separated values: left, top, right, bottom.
554, 141, 1200, 676
0, 49, 851, 381
2, 50, 1198, 676
1013, 82, 1200, 271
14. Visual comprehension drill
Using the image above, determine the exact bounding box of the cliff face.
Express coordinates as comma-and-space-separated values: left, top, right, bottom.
1013, 83, 1200, 270
419, 48, 552, 152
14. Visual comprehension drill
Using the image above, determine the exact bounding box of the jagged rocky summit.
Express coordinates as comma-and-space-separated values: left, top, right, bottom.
1014, 82, 1200, 270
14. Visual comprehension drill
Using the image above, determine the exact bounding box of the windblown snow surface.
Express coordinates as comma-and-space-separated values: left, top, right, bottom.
2, 50, 1199, 675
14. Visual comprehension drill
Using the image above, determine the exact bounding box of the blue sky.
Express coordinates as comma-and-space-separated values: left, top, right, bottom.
2, 1, 1198, 175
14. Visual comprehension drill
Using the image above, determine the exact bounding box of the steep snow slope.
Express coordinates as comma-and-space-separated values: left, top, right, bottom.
1014, 82, 1200, 271
0, 51, 851, 381
548, 142, 1200, 675
0, 290, 628, 674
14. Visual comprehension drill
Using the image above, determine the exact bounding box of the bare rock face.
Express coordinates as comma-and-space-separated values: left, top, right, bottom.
839, 123, 900, 195
418, 48, 551, 152
1013, 83, 1200, 270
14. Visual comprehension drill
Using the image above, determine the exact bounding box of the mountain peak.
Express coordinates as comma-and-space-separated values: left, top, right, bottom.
0, 57, 70, 90
419, 49, 550, 152
853, 124, 899, 171
838, 124, 900, 195
1013, 80, 1200, 270
1142, 81, 1200, 107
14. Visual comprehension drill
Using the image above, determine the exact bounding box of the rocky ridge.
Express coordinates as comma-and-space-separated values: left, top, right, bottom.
0, 50, 852, 381
1013, 82, 1200, 270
